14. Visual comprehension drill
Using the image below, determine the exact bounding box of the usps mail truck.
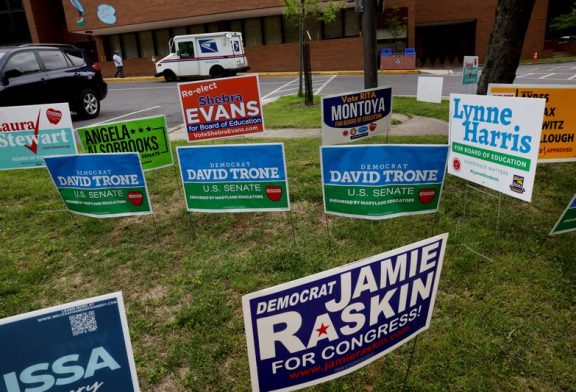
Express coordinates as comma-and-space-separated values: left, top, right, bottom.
155, 32, 249, 81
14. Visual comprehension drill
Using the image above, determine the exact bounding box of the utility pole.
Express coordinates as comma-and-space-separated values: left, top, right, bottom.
362, 0, 378, 88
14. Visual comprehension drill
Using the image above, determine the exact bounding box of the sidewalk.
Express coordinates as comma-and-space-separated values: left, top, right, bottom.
104, 69, 454, 83
168, 114, 448, 141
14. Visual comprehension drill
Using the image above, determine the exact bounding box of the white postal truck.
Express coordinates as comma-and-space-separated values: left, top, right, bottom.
155, 32, 249, 81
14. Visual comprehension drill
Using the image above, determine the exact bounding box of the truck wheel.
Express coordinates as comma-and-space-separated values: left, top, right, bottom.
163, 70, 177, 82
210, 65, 225, 79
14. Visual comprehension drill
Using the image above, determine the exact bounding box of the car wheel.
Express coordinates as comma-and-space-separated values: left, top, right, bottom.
164, 70, 177, 82
210, 65, 225, 79
77, 89, 100, 119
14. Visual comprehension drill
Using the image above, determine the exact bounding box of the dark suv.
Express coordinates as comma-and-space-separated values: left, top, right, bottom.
0, 44, 107, 119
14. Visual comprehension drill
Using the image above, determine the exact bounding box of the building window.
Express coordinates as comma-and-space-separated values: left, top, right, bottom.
108, 34, 121, 60
121, 33, 139, 59
154, 29, 171, 56
0, 0, 31, 45
344, 8, 359, 37
172, 26, 187, 36
244, 18, 263, 47
138, 31, 155, 58
306, 18, 322, 40
282, 18, 299, 43
263, 16, 283, 45
324, 11, 343, 39
189, 24, 205, 34
229, 20, 243, 36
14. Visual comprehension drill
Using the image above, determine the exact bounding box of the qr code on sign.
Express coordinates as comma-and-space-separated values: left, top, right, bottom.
69, 311, 98, 336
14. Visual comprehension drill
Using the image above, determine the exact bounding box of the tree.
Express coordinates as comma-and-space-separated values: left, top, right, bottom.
477, 0, 537, 95
385, 6, 408, 53
283, 0, 343, 105
549, 8, 576, 37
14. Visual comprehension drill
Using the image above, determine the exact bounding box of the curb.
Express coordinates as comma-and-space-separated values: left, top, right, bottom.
103, 69, 444, 83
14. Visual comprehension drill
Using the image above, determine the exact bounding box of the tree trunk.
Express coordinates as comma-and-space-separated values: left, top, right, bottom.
477, 0, 537, 95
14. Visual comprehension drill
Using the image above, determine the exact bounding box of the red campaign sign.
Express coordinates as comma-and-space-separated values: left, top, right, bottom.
178, 74, 265, 142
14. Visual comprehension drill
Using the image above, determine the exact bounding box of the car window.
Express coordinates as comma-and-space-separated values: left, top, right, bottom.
37, 50, 70, 71
63, 49, 86, 67
3, 51, 41, 75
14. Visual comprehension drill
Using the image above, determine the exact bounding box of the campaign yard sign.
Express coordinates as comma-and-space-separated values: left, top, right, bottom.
448, 93, 545, 202
462, 56, 479, 85
178, 74, 264, 142
0, 103, 77, 170
0, 292, 140, 392
44, 153, 152, 218
550, 194, 576, 235
243, 233, 448, 392
177, 143, 289, 213
321, 87, 392, 145
76, 115, 173, 171
488, 84, 576, 163
321, 145, 448, 220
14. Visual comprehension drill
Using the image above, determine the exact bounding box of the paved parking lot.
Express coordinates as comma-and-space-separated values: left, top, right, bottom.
73, 61, 576, 130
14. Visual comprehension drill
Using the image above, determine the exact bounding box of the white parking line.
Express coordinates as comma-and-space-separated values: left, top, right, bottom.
516, 73, 534, 78
314, 75, 337, 95
261, 78, 298, 100
86, 106, 162, 126
568, 74, 576, 80
539, 73, 555, 79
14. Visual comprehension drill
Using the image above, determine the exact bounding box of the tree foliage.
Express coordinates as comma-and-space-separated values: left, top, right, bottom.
283, 0, 345, 104
549, 8, 576, 36
282, 0, 342, 24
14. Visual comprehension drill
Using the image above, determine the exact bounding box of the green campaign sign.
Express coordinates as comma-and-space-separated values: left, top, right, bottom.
550, 194, 576, 235
321, 145, 449, 220
76, 115, 173, 171
44, 153, 153, 218
177, 144, 290, 213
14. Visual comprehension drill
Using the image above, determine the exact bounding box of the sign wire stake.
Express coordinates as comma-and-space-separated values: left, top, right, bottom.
151, 215, 162, 244
172, 164, 183, 199
288, 210, 298, 247
400, 335, 419, 392
323, 213, 333, 246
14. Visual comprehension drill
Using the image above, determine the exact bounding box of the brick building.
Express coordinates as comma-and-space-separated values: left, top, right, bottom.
19, 0, 549, 77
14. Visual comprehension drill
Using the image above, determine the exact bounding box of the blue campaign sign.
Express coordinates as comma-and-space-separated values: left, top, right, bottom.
321, 145, 448, 187
44, 153, 153, 218
177, 143, 290, 213
320, 145, 449, 220
243, 234, 448, 391
0, 292, 140, 392
177, 144, 287, 183
321, 87, 392, 145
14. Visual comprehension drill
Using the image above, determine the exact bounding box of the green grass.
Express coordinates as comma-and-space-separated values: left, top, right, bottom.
264, 95, 449, 129
393, 96, 449, 121
520, 55, 576, 64
1, 136, 575, 391
264, 95, 322, 128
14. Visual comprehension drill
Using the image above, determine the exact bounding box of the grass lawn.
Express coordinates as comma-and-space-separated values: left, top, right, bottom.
1, 135, 574, 391
263, 95, 448, 129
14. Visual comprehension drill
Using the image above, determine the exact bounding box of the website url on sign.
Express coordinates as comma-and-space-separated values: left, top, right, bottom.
190, 125, 261, 139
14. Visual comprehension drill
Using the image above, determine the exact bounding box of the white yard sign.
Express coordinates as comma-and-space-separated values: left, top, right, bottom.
448, 94, 545, 202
